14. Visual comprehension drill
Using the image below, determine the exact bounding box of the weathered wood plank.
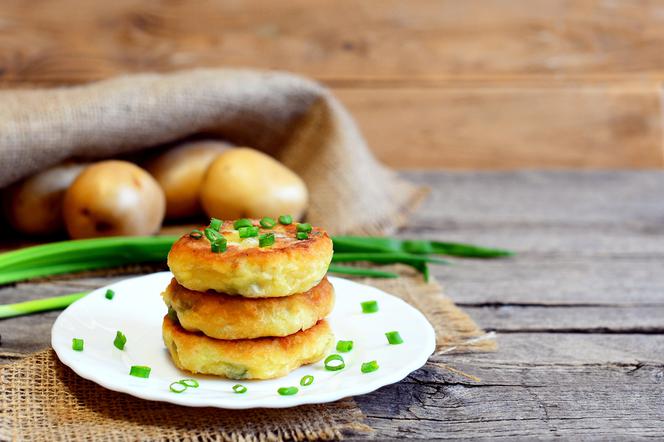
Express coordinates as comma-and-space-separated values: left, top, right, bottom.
464, 305, 664, 333
3, 0, 664, 82
355, 361, 664, 439
338, 86, 663, 169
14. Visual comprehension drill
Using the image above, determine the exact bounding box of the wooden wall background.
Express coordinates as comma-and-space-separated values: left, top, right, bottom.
1, 0, 664, 169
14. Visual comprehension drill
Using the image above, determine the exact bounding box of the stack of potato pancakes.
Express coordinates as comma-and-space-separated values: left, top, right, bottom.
162, 217, 335, 380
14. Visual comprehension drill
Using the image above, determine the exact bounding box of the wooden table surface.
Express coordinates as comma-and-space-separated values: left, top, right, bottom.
2, 170, 663, 439
3, 0, 664, 170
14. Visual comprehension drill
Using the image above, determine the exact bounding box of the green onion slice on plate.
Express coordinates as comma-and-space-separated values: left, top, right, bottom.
385, 331, 404, 345
232, 384, 247, 394
361, 360, 379, 373
361, 300, 379, 313
277, 386, 298, 396
105, 289, 115, 300
129, 365, 151, 378
72, 338, 84, 351
336, 340, 353, 353
300, 375, 314, 386
113, 331, 127, 350
169, 382, 187, 393
324, 354, 345, 371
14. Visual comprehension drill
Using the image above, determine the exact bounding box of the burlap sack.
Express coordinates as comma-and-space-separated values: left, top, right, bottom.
1, 268, 495, 441
0, 69, 426, 235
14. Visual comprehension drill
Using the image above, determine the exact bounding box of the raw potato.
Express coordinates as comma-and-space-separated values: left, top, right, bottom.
200, 148, 308, 220
3, 163, 87, 236
63, 161, 166, 239
145, 140, 231, 219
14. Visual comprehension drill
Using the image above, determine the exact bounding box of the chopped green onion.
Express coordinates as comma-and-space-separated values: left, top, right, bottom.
105, 289, 115, 300
260, 217, 276, 228
277, 386, 298, 396
113, 331, 127, 350
278, 214, 292, 225
129, 365, 151, 378
296, 223, 312, 233
259, 233, 275, 248
189, 230, 203, 239
234, 219, 253, 229
209, 218, 222, 231
179, 379, 199, 388
361, 360, 379, 373
296, 232, 308, 240
385, 331, 404, 345
336, 340, 354, 353
72, 338, 84, 351
232, 384, 247, 394
361, 300, 379, 313
211, 238, 227, 253
204, 227, 222, 242
300, 375, 314, 386
169, 382, 187, 393
238, 226, 259, 238
324, 354, 345, 371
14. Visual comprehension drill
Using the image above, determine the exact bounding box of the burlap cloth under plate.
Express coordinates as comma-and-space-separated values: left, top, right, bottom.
0, 68, 427, 235
0, 267, 495, 441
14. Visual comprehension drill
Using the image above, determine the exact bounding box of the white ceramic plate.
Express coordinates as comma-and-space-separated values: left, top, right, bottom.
52, 272, 435, 409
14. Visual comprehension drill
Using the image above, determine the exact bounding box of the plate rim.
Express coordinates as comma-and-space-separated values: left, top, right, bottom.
51, 272, 436, 409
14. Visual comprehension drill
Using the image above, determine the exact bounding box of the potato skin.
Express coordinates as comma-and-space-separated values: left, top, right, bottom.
199, 147, 308, 220
163, 316, 334, 380
3, 163, 86, 236
145, 140, 230, 219
63, 160, 166, 239
163, 277, 335, 339
167, 219, 333, 297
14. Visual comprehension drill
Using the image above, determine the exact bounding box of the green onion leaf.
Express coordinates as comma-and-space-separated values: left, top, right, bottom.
105, 289, 115, 300
300, 375, 314, 386
385, 331, 404, 345
278, 214, 292, 225
260, 217, 276, 229
72, 338, 84, 351
129, 365, 151, 378
324, 354, 345, 371
296, 223, 312, 233
0, 292, 87, 319
113, 331, 127, 350
296, 232, 308, 240
233, 219, 253, 229
259, 233, 275, 248
361, 300, 379, 314
169, 382, 187, 393
209, 218, 222, 231
238, 226, 259, 238
327, 265, 398, 279
336, 340, 354, 353
211, 238, 227, 253
361, 360, 379, 373
277, 386, 298, 396
178, 379, 199, 388
232, 384, 247, 394
189, 230, 203, 240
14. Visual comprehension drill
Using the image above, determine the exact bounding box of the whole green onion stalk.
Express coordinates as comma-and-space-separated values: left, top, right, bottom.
0, 235, 511, 319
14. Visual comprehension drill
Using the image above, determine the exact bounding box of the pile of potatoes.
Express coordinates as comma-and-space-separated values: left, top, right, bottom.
2, 141, 309, 239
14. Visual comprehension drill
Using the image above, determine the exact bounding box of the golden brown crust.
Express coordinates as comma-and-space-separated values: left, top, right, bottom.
162, 316, 334, 380
162, 277, 335, 339
167, 219, 333, 297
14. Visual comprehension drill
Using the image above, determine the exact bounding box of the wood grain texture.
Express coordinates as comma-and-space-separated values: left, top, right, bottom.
2, 171, 664, 438
1, 1, 664, 168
